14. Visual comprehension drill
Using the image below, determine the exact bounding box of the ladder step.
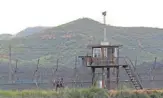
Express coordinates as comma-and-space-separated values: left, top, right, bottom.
126, 71, 131, 73
134, 84, 138, 86
131, 79, 136, 81
134, 85, 139, 87
132, 82, 138, 85
124, 65, 143, 89
125, 69, 130, 71
132, 81, 138, 83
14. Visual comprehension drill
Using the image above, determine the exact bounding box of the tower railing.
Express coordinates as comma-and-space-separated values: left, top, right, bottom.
84, 56, 128, 66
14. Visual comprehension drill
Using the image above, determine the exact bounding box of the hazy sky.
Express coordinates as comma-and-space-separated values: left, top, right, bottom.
0, 0, 162, 34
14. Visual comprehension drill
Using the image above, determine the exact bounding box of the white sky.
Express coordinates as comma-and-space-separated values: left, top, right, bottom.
0, 0, 163, 34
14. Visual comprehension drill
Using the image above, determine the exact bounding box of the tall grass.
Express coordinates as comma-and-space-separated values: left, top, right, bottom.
109, 89, 163, 98
0, 87, 108, 98
0, 88, 163, 98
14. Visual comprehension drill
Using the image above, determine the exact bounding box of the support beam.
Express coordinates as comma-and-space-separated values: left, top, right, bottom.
82, 58, 84, 66
91, 67, 95, 86
112, 48, 116, 75
117, 48, 119, 65
102, 68, 105, 88
116, 67, 119, 90
107, 68, 110, 90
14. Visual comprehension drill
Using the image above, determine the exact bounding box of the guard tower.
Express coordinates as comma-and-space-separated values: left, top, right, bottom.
79, 12, 143, 90
79, 41, 143, 90
88, 42, 123, 89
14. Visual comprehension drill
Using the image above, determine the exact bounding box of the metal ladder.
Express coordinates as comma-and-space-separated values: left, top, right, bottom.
123, 57, 143, 90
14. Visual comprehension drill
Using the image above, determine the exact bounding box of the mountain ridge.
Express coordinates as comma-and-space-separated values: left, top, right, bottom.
0, 17, 162, 68
1, 17, 163, 37
15, 26, 51, 37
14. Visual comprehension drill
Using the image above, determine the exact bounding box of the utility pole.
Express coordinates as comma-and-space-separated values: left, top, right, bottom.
8, 44, 12, 83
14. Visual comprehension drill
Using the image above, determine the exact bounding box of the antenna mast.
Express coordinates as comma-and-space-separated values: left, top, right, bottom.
101, 11, 109, 45
103, 11, 107, 42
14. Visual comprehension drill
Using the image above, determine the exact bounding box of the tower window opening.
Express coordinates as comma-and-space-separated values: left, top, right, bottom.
93, 48, 101, 57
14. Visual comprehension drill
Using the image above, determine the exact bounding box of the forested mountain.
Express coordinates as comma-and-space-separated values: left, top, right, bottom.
0, 18, 163, 68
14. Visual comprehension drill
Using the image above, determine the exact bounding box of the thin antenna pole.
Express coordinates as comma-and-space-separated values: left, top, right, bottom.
103, 14, 106, 25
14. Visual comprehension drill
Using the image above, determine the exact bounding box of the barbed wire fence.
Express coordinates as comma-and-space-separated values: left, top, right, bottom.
0, 44, 93, 89
0, 44, 162, 90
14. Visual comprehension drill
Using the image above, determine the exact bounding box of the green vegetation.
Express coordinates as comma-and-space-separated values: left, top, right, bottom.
0, 88, 108, 98
0, 88, 163, 98
109, 89, 163, 98
0, 18, 163, 67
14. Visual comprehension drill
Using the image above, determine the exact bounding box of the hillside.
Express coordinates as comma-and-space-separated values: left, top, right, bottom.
15, 26, 50, 37
0, 18, 163, 68
0, 34, 13, 40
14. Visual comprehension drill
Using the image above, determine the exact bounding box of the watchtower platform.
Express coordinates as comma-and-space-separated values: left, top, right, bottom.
79, 42, 143, 90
